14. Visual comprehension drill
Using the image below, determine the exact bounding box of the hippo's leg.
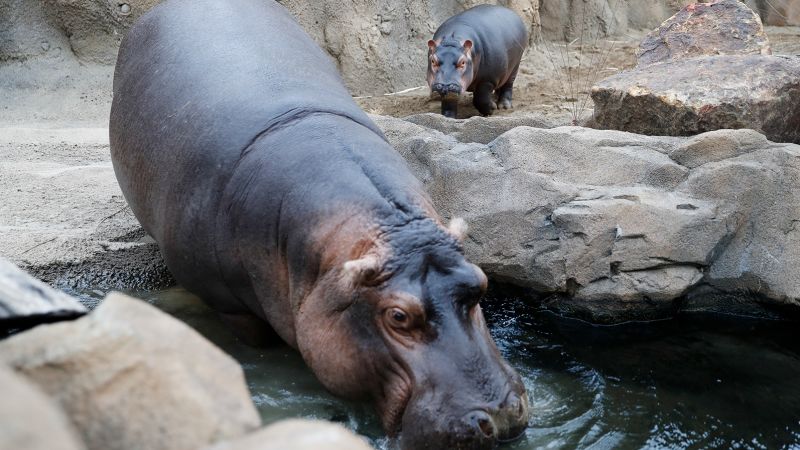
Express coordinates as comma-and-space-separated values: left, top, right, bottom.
442, 97, 459, 118
497, 63, 520, 110
473, 82, 497, 116
218, 311, 283, 347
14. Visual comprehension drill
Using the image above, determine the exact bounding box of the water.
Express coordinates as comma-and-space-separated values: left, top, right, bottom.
138, 286, 800, 450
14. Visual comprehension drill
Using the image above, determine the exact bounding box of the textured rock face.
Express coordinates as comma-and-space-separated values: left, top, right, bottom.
0, 365, 86, 450
0, 292, 260, 450
637, 0, 771, 67
747, 0, 800, 26
374, 114, 800, 322
1, 0, 685, 95
206, 420, 373, 450
2, 0, 159, 64
591, 54, 800, 143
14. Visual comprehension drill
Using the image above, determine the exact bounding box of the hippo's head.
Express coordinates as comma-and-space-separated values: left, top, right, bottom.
295, 217, 529, 450
427, 37, 475, 97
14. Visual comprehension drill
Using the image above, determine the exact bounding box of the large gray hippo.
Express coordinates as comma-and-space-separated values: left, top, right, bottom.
110, 0, 529, 447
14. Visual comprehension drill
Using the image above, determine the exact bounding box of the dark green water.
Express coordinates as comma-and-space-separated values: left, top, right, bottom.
138, 287, 800, 450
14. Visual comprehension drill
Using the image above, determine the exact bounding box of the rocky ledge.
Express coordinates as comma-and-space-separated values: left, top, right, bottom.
375, 113, 800, 322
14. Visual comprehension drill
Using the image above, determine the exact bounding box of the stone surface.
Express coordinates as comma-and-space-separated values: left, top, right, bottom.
1, 0, 690, 96
0, 292, 260, 450
637, 0, 771, 67
590, 54, 800, 144
206, 419, 373, 450
0, 364, 86, 450
747, 0, 800, 26
373, 114, 800, 322
0, 256, 86, 328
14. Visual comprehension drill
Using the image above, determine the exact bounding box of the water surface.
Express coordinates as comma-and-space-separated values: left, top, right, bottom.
139, 287, 800, 449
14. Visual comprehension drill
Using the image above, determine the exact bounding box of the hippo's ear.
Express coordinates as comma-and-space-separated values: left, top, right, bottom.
427, 39, 437, 53
343, 255, 382, 286
462, 39, 473, 54
448, 217, 469, 243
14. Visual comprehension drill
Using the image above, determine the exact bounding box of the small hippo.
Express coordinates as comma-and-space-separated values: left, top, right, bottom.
427, 5, 528, 118
110, 0, 529, 448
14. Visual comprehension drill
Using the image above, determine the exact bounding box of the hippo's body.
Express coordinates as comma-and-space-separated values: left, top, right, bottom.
428, 5, 528, 117
110, 0, 528, 448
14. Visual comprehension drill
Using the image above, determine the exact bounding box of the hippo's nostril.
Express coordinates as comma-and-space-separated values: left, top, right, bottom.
478, 417, 494, 438
466, 410, 496, 439
432, 83, 445, 93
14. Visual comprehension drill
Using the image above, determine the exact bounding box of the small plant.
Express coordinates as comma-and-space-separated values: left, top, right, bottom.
533, 0, 623, 125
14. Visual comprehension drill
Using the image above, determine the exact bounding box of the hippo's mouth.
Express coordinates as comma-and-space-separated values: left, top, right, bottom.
440, 91, 461, 101
496, 424, 529, 444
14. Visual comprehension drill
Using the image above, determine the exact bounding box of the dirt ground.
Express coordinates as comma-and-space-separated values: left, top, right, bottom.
356, 26, 800, 124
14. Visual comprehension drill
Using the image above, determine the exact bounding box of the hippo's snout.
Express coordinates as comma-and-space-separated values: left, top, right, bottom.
431, 82, 462, 95
400, 389, 530, 450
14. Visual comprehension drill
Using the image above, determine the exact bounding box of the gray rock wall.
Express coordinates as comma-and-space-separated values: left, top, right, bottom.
2, 0, 689, 95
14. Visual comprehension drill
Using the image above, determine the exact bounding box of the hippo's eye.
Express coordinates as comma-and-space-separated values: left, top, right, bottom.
457, 60, 466, 69
430, 58, 438, 66
386, 308, 409, 328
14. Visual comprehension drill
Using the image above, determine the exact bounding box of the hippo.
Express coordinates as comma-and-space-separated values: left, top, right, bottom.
427, 5, 528, 118
109, 0, 529, 448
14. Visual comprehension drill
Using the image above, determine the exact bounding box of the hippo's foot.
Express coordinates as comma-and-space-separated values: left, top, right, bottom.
498, 98, 513, 110
443, 110, 457, 118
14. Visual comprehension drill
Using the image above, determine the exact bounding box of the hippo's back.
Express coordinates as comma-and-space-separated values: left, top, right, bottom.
109, 0, 379, 303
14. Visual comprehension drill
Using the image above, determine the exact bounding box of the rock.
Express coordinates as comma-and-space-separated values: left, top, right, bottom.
0, 256, 86, 330
37, 0, 160, 64
1, 0, 689, 95
669, 128, 771, 168
206, 419, 373, 450
747, 0, 800, 26
591, 0, 799, 144
637, 0, 771, 67
590, 54, 800, 144
373, 115, 800, 322
0, 364, 86, 450
0, 292, 260, 450
402, 112, 555, 144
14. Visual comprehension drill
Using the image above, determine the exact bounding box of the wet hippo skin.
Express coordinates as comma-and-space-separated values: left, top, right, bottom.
109, 0, 529, 448
427, 5, 529, 118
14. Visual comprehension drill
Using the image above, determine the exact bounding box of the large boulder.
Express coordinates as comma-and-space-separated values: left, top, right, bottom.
0, 256, 86, 330
591, 0, 800, 144
0, 364, 86, 450
0, 292, 260, 450
374, 114, 800, 322
590, 54, 800, 143
206, 420, 373, 450
637, 0, 771, 67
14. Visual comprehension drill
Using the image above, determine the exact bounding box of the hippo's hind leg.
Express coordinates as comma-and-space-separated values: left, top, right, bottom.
473, 81, 497, 116
496, 63, 520, 110
219, 311, 283, 347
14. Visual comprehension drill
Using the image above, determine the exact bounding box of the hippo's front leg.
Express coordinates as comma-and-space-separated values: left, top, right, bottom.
441, 96, 459, 118
473, 81, 497, 116
497, 63, 519, 110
